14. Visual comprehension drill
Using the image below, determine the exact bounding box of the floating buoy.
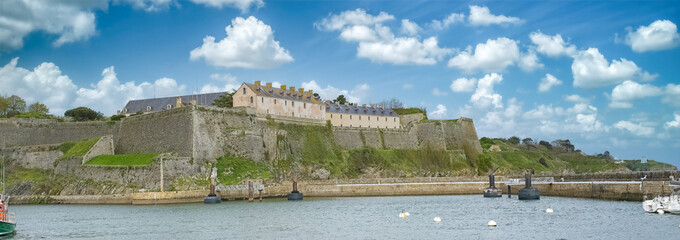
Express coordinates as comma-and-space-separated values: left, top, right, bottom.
546, 208, 554, 213
405, 212, 410, 216
399, 212, 407, 218
433, 217, 441, 222
657, 209, 665, 214
488, 220, 497, 227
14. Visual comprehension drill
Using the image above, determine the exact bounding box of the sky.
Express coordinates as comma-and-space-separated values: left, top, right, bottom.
0, 0, 679, 166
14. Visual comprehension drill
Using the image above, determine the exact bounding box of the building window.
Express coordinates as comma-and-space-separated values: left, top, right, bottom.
359, 116, 361, 120
292, 101, 295, 107
243, 88, 246, 94
261, 97, 264, 103
331, 114, 333, 118
267, 109, 269, 114
250, 97, 253, 103
292, 112, 294, 117
368, 116, 371, 121
304, 103, 306, 109
285, 101, 287, 106
394, 118, 396, 122
167, 104, 172, 110
146, 106, 152, 111
123, 108, 128, 113
350, 115, 352, 120
320, 105, 322, 110
340, 115, 342, 119
274, 99, 277, 104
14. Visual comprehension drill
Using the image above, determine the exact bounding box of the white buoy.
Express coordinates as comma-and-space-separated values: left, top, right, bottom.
405, 212, 410, 216
657, 209, 665, 214
433, 217, 441, 222
546, 208, 554, 213
399, 212, 407, 218
488, 220, 497, 227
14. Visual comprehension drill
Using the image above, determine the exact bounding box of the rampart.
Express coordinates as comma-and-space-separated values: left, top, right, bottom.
0, 118, 116, 147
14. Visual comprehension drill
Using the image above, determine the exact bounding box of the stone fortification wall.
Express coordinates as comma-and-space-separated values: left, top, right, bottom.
0, 118, 116, 147
0, 145, 62, 169
114, 107, 194, 157
547, 170, 680, 182
83, 135, 114, 164
55, 155, 195, 190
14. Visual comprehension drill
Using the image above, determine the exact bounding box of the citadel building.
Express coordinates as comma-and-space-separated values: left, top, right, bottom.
120, 81, 401, 129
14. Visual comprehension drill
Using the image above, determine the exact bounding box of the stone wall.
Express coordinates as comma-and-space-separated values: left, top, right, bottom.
0, 118, 116, 147
55, 155, 195, 190
0, 145, 62, 169
82, 135, 115, 164
114, 107, 194, 157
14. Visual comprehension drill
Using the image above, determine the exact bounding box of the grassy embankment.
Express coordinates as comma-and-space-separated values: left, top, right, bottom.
59, 137, 101, 158
624, 160, 677, 171
87, 153, 159, 166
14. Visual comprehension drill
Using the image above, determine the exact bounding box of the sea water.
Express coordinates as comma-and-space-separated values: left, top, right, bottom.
7, 195, 679, 239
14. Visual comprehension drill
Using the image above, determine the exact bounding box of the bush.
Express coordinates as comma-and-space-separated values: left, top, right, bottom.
110, 115, 126, 121
508, 136, 520, 145
65, 107, 103, 121
7, 110, 20, 118
539, 140, 552, 149
480, 137, 494, 149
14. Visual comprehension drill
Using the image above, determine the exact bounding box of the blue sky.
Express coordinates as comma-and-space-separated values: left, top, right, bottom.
1, 0, 679, 166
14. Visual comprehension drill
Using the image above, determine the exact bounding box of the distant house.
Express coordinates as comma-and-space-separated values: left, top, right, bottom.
118, 92, 226, 115
325, 103, 400, 129
233, 81, 326, 120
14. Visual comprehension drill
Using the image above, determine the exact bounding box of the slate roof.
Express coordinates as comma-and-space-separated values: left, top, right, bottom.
244, 83, 322, 104
121, 92, 226, 114
325, 103, 398, 117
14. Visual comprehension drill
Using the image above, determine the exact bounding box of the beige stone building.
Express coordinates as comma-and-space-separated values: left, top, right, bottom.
233, 81, 325, 120
325, 103, 400, 129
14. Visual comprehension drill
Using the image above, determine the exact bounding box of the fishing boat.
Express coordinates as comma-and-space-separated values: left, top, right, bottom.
0, 195, 15, 236
642, 180, 680, 214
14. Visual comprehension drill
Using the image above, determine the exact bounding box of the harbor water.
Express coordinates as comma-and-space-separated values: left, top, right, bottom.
7, 195, 680, 239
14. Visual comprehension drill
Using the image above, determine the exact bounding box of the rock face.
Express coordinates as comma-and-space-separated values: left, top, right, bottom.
489, 145, 501, 152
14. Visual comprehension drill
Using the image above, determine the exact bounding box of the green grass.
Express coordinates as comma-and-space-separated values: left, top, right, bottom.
60, 137, 101, 158
393, 108, 426, 115
86, 153, 159, 165
215, 154, 273, 185
624, 160, 677, 171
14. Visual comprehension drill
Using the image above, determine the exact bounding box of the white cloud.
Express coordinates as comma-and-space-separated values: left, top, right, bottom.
523, 104, 555, 119
430, 13, 465, 30
663, 83, 680, 107
200, 73, 239, 93
518, 50, 543, 72
357, 36, 451, 65
315, 9, 395, 31
609, 80, 662, 108
448, 37, 521, 73
400, 19, 421, 36
402, 83, 413, 89
538, 73, 562, 92
117, 0, 175, 12
318, 9, 451, 65
614, 120, 655, 137
75, 67, 186, 115
0, 0, 105, 51
0, 58, 77, 114
301, 80, 370, 103
432, 88, 448, 96
340, 25, 379, 42
565, 94, 589, 103
571, 48, 641, 88
470, 73, 503, 109
189, 0, 264, 12
529, 31, 577, 57
429, 104, 447, 119
625, 19, 680, 52
190, 16, 293, 69
468, 5, 522, 26
665, 113, 680, 129
450, 77, 477, 92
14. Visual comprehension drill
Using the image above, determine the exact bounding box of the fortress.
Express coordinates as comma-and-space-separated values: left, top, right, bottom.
0, 81, 482, 191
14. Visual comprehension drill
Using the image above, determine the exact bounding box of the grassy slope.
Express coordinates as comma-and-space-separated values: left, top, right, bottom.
59, 137, 101, 158
86, 153, 159, 166
215, 154, 272, 185
624, 160, 677, 171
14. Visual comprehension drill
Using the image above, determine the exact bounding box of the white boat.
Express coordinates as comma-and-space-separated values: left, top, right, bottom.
643, 180, 680, 214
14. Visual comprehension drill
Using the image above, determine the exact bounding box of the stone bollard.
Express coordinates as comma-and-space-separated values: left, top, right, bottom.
287, 180, 303, 201
518, 174, 540, 200
483, 174, 502, 197
204, 176, 221, 204
248, 181, 254, 202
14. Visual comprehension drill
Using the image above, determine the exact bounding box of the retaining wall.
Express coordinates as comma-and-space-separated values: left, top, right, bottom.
0, 118, 116, 147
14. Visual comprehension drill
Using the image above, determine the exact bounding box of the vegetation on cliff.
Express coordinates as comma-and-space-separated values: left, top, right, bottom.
59, 137, 101, 158
215, 154, 272, 185
624, 160, 677, 171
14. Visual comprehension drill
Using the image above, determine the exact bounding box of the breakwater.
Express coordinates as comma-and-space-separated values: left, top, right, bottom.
9, 176, 675, 205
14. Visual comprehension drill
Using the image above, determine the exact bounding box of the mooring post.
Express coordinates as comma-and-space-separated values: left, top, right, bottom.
293, 181, 298, 192
160, 157, 164, 192
248, 181, 254, 202
259, 189, 263, 202
287, 180, 303, 201
508, 186, 511, 198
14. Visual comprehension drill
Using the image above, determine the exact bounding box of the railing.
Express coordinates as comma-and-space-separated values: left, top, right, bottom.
503, 177, 554, 186
216, 184, 264, 191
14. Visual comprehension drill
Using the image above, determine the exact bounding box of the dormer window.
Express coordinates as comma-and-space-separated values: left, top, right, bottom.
123, 108, 128, 113
243, 88, 246, 94
146, 106, 152, 111
167, 104, 172, 109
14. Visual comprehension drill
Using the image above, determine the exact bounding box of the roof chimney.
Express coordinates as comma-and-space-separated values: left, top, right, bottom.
266, 82, 272, 88
281, 85, 286, 91
255, 81, 261, 86
176, 96, 183, 108
370, 104, 375, 108
298, 88, 304, 93
290, 86, 295, 91
344, 102, 349, 106
362, 104, 367, 107
307, 90, 313, 95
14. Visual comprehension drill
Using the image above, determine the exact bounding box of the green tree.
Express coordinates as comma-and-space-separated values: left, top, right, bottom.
538, 140, 552, 150
313, 93, 320, 99
335, 95, 347, 105
0, 96, 8, 115
64, 107, 103, 121
213, 91, 234, 108
28, 102, 49, 114
522, 138, 534, 145
508, 136, 520, 145
7, 95, 26, 112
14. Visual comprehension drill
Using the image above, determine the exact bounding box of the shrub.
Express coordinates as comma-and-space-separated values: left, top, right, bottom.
508, 136, 520, 145
65, 107, 103, 121
110, 115, 126, 121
